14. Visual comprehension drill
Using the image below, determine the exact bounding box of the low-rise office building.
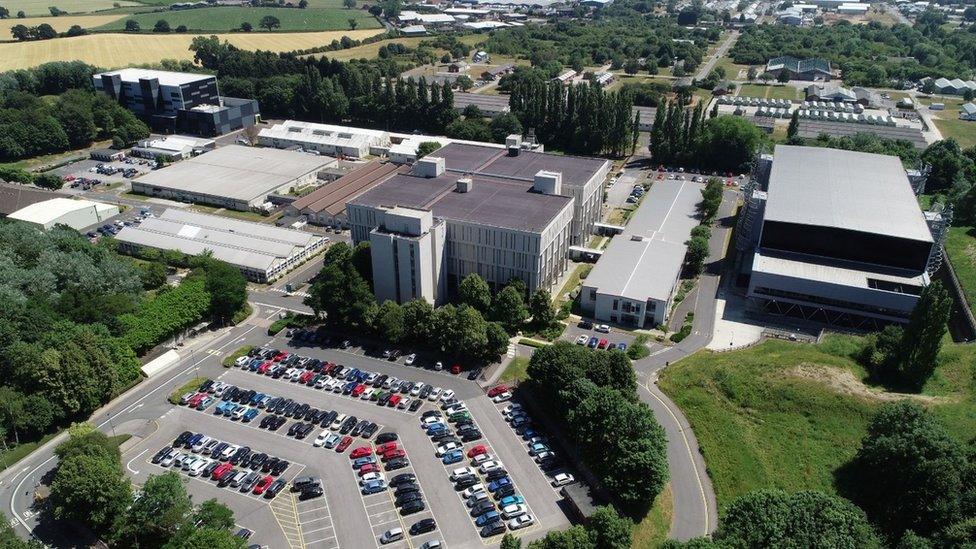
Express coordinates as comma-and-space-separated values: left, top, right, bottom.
580, 180, 702, 328
8, 197, 118, 230
131, 135, 216, 160
257, 120, 391, 159
131, 145, 335, 210
115, 209, 327, 282
742, 145, 936, 325
347, 140, 609, 303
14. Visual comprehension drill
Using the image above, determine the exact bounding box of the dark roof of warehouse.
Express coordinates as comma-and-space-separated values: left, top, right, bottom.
436, 142, 608, 186
0, 182, 69, 216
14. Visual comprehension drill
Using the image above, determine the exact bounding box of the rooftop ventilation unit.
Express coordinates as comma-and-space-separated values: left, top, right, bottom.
456, 177, 473, 193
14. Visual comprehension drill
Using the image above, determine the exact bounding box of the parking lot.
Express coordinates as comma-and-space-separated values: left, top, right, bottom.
120, 328, 575, 549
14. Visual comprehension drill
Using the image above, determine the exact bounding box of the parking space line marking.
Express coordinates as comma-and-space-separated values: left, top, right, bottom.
304, 527, 334, 535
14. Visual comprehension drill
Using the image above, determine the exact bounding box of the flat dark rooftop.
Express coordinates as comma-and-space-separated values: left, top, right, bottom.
436, 142, 607, 186
352, 171, 572, 233
0, 182, 68, 216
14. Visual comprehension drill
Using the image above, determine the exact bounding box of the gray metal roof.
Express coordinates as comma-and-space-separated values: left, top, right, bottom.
133, 145, 335, 203
796, 120, 927, 149
583, 180, 703, 302
453, 93, 511, 111
115, 209, 323, 272
752, 250, 927, 288
764, 145, 933, 243
439, 143, 610, 187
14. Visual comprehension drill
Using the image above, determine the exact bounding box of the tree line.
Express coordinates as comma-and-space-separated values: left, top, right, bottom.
0, 63, 149, 161
0, 223, 246, 458
525, 342, 669, 517
46, 423, 246, 548
650, 99, 763, 173
506, 70, 637, 157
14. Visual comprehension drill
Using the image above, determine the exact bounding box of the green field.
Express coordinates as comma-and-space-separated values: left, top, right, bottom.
94, 6, 380, 32
658, 335, 976, 510
933, 118, 976, 149
738, 83, 800, 101
945, 226, 976, 316
0, 0, 142, 16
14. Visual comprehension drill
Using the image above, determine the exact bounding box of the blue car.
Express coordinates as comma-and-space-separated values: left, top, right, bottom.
249, 359, 263, 371
616, 342, 628, 351
249, 392, 265, 406
475, 511, 501, 527
353, 456, 377, 469
488, 477, 511, 493
223, 403, 239, 417
243, 408, 260, 422
441, 449, 463, 464
521, 428, 540, 440
345, 369, 360, 381
361, 480, 386, 494
343, 381, 357, 394
425, 423, 447, 435
587, 336, 599, 348
213, 401, 231, 415
498, 495, 525, 507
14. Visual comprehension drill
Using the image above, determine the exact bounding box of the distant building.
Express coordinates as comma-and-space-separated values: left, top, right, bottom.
130, 135, 215, 161
90, 149, 126, 162
92, 68, 259, 136
285, 161, 403, 228
258, 120, 391, 159
400, 24, 428, 36
932, 77, 976, 95
837, 2, 869, 13
116, 209, 327, 283
480, 64, 515, 81
453, 92, 511, 117
554, 69, 577, 85
8, 197, 118, 230
765, 56, 832, 81
806, 84, 857, 102
776, 7, 804, 25
961, 103, 976, 121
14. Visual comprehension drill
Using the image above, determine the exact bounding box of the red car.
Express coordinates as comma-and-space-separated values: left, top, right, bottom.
381, 449, 406, 462
467, 445, 488, 458
388, 394, 402, 407
257, 361, 272, 374
351, 384, 366, 397
451, 364, 462, 375
375, 442, 398, 455
253, 475, 273, 494
187, 393, 205, 407
358, 463, 380, 476
350, 446, 372, 459
211, 462, 233, 480
336, 436, 353, 453
299, 371, 314, 384
487, 385, 509, 398
597, 338, 609, 349
323, 362, 337, 374
273, 352, 288, 362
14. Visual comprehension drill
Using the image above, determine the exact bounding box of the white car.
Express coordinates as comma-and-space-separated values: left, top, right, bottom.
440, 390, 455, 401
479, 460, 503, 474
221, 444, 240, 460
436, 442, 461, 456
501, 504, 527, 519
428, 387, 442, 401
471, 453, 493, 465
575, 335, 589, 345
234, 356, 250, 367
461, 483, 485, 499
466, 491, 490, 507
534, 451, 556, 463
508, 514, 535, 530
361, 388, 375, 400
323, 433, 341, 448
188, 458, 210, 476
231, 406, 248, 420
491, 392, 512, 403
445, 403, 468, 415
502, 403, 522, 415
421, 416, 442, 427
313, 431, 330, 447
397, 397, 411, 410
160, 450, 179, 467
450, 466, 476, 481
552, 473, 575, 487
315, 376, 330, 389
410, 383, 424, 397
181, 455, 200, 471
191, 435, 212, 453
434, 361, 444, 371
404, 354, 416, 366
359, 472, 385, 485
595, 324, 611, 333
420, 541, 442, 549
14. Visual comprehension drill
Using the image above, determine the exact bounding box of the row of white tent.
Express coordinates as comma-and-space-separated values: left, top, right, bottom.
717, 95, 793, 108
801, 100, 864, 114
798, 110, 896, 126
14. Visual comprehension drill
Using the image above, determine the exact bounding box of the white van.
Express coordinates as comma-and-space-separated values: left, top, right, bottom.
379, 528, 404, 544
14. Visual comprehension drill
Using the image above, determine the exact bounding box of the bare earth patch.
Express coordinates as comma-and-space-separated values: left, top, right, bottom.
789, 363, 946, 404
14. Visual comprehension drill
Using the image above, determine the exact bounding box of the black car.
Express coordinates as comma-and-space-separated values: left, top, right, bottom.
293, 403, 310, 418
395, 492, 422, 507
467, 368, 482, 381
271, 459, 290, 476
493, 484, 516, 498
461, 431, 483, 442
320, 411, 337, 428
151, 446, 172, 464
378, 393, 392, 406
211, 442, 229, 459
480, 521, 505, 537
296, 423, 314, 439
373, 375, 387, 388
385, 457, 409, 471
203, 461, 221, 477
299, 485, 324, 500
433, 434, 460, 445
362, 422, 379, 439
539, 459, 563, 472
394, 483, 420, 498
400, 500, 425, 515
419, 385, 433, 400
173, 431, 193, 447
283, 402, 300, 417
485, 469, 509, 481
409, 399, 423, 412
409, 518, 436, 535
199, 379, 214, 392
287, 422, 303, 437
217, 468, 238, 488
230, 447, 251, 465
248, 453, 267, 470
578, 320, 593, 329
273, 399, 291, 415
271, 416, 287, 431
390, 473, 416, 487
470, 500, 495, 517
454, 476, 478, 490
376, 432, 398, 444
351, 419, 369, 437
265, 479, 286, 499
421, 410, 441, 419
262, 457, 279, 473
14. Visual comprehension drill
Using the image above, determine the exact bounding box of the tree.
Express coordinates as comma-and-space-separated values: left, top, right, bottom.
373, 300, 406, 343
153, 19, 171, 32
343, 0, 356, 7
138, 261, 167, 289
685, 236, 709, 275
492, 285, 528, 333
111, 472, 191, 548
64, 24, 85, 36
9, 23, 28, 40
193, 499, 235, 531
124, 19, 140, 32
716, 490, 879, 548
48, 6, 63, 16
892, 281, 951, 389
787, 109, 799, 139
485, 321, 510, 360
922, 139, 970, 191
416, 141, 441, 158
747, 66, 757, 81
402, 299, 435, 343
587, 506, 634, 549
203, 260, 246, 324
490, 113, 523, 143
348, 17, 357, 29
259, 15, 280, 31
777, 70, 790, 83
529, 289, 556, 329
175, 24, 187, 32
240, 21, 252, 32
0, 6, 8, 18
759, 71, 773, 84
463, 104, 484, 119
50, 454, 131, 532
16, 10, 24, 17
33, 172, 63, 190
165, 528, 245, 549
445, 119, 492, 142
841, 401, 970, 539
964, 6, 976, 21
624, 58, 640, 75
458, 273, 492, 313
529, 525, 594, 549
699, 116, 763, 173
501, 533, 522, 549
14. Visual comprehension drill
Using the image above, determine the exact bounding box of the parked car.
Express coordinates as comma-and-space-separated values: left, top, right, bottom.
552, 473, 575, 486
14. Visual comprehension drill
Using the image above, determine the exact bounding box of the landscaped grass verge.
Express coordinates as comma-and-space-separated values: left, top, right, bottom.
231, 302, 253, 325
222, 345, 254, 368
168, 376, 208, 405
944, 226, 976, 317
518, 338, 547, 349
0, 433, 58, 473
499, 356, 530, 383
669, 312, 694, 342
631, 483, 673, 548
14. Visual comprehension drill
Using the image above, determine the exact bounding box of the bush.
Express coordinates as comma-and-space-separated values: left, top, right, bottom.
519, 338, 547, 348
670, 313, 694, 343
627, 334, 651, 360
221, 346, 254, 368
168, 377, 208, 404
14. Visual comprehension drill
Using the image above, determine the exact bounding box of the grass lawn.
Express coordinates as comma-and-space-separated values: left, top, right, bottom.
933, 118, 976, 149
714, 57, 751, 80
499, 356, 530, 383
632, 484, 673, 548
945, 226, 976, 316
556, 263, 592, 304
0, 28, 383, 71
168, 376, 208, 404
95, 6, 380, 32
658, 335, 976, 511
738, 83, 799, 101
1, 0, 141, 16
221, 345, 254, 368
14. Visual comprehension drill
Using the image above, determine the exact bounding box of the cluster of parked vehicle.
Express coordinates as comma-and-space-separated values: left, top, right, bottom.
150, 431, 290, 499
353, 436, 429, 516
88, 208, 153, 240
574, 320, 626, 351
626, 183, 646, 204
498, 403, 576, 488
350, 432, 411, 474
239, 346, 452, 414
290, 475, 325, 501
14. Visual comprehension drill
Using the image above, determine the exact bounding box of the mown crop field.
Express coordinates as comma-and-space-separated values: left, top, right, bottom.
0, 14, 124, 37
94, 6, 380, 32
0, 0, 141, 16
0, 28, 384, 71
